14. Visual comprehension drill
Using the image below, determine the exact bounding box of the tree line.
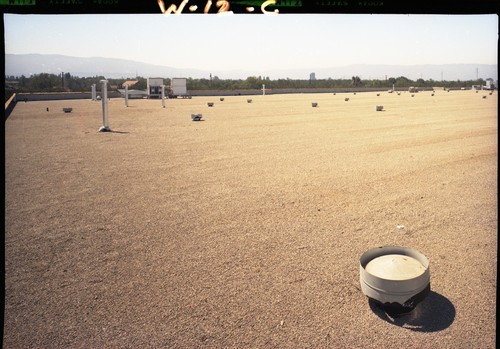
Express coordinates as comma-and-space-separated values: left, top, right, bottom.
5, 73, 488, 101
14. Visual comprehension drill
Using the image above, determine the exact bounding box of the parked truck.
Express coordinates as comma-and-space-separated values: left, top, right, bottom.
168, 78, 191, 98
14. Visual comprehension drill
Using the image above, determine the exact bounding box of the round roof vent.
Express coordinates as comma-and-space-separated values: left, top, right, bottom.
360, 246, 430, 315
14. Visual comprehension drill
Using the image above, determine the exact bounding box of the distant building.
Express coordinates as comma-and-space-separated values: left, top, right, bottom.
117, 89, 148, 99
5, 80, 19, 89
310, 72, 316, 81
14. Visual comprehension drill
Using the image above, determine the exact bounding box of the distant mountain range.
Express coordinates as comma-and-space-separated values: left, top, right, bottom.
5, 53, 498, 81
5, 54, 206, 80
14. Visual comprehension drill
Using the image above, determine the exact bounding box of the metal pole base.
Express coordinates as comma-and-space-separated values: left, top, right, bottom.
99, 126, 112, 132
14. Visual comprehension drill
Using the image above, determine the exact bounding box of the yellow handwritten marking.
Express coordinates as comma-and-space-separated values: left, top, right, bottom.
216, 0, 232, 13
158, 0, 279, 15
157, 0, 166, 13
163, 0, 189, 14
204, 0, 212, 13
261, 0, 279, 14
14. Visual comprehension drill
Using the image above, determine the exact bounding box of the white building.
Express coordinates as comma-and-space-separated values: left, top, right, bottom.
117, 89, 148, 99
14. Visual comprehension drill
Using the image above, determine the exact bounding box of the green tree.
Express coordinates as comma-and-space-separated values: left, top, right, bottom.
395, 76, 412, 87
351, 76, 362, 87
133, 77, 147, 90
244, 76, 261, 89
416, 78, 426, 87
29, 73, 61, 91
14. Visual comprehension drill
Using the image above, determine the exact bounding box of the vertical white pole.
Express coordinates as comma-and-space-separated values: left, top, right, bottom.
161, 85, 165, 108
99, 79, 111, 132
262, 84, 265, 96
125, 84, 129, 107
92, 84, 96, 100
102, 80, 108, 125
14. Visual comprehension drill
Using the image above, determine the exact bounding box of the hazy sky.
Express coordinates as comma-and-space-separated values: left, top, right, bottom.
4, 13, 498, 71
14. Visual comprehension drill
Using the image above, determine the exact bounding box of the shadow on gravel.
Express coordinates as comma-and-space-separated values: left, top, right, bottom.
369, 291, 455, 332
96, 129, 129, 134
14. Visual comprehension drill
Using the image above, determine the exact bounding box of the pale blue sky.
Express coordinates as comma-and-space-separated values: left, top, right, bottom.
4, 13, 498, 71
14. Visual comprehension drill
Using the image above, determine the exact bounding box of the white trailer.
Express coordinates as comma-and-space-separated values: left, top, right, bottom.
169, 78, 191, 98
484, 79, 495, 90
147, 77, 164, 98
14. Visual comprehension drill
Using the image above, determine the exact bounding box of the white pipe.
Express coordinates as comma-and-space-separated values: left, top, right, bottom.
161, 85, 165, 108
100, 79, 110, 131
125, 84, 129, 107
91, 84, 96, 101
262, 84, 266, 96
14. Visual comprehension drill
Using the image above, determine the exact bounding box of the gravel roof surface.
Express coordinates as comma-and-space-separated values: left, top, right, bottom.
4, 90, 497, 348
